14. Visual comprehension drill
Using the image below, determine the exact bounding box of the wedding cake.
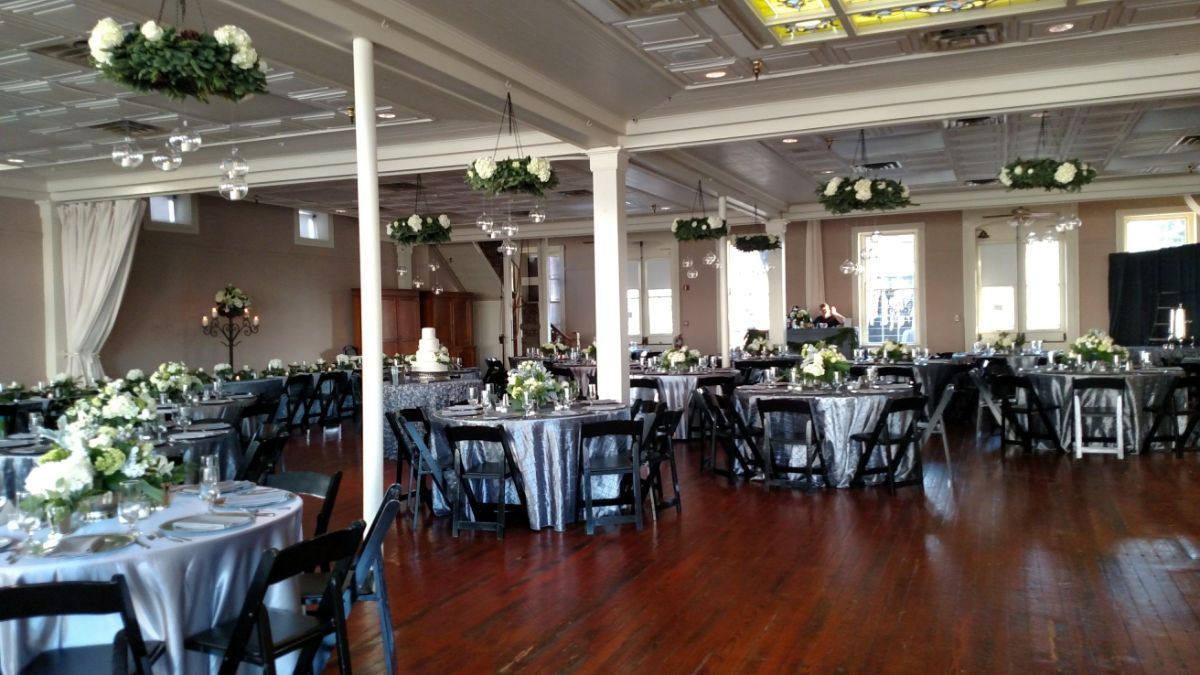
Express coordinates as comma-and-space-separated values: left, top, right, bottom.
411, 327, 449, 372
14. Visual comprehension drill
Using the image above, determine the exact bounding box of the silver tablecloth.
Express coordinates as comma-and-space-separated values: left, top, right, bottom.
430, 406, 629, 531
735, 384, 915, 488
548, 362, 597, 393
0, 492, 303, 674
382, 380, 481, 458
913, 360, 966, 408
0, 440, 50, 500
161, 426, 243, 482
1024, 368, 1180, 452
635, 370, 739, 438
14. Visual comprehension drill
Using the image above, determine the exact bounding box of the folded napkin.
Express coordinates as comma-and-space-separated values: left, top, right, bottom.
47, 535, 106, 556
220, 491, 287, 509
169, 514, 249, 531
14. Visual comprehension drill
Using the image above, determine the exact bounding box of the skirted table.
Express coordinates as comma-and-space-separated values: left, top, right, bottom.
382, 379, 483, 459
633, 369, 740, 438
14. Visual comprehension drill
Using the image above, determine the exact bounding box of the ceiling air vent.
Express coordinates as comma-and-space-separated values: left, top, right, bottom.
855, 161, 902, 171
559, 189, 593, 197
965, 178, 999, 186
86, 119, 165, 137
1172, 135, 1200, 148
945, 116, 1001, 129
30, 40, 91, 68
923, 24, 1004, 51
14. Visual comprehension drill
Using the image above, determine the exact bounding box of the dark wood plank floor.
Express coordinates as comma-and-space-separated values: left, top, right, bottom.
286, 421, 1200, 673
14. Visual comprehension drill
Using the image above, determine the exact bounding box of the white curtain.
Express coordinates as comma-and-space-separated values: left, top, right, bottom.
57, 199, 145, 383
804, 219, 825, 310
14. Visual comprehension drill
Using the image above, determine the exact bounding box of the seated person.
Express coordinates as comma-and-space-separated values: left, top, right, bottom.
812, 303, 845, 327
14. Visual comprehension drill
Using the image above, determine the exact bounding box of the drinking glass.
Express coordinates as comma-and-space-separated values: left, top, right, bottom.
0, 493, 8, 530
523, 390, 535, 417
588, 384, 598, 401
16, 491, 41, 536
178, 406, 193, 431
468, 386, 479, 406
118, 481, 144, 527
199, 465, 221, 510
27, 412, 43, 437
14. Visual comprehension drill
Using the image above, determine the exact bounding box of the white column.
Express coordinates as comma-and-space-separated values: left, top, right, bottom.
766, 219, 788, 345
589, 147, 630, 403
717, 196, 730, 366
353, 37, 384, 523
38, 201, 66, 379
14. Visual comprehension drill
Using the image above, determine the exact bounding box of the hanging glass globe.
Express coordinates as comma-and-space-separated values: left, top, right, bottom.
218, 174, 249, 201
413, 277, 425, 289
150, 144, 182, 172
713, 261, 722, 270
686, 268, 699, 280
396, 265, 408, 277
681, 258, 694, 269
219, 147, 249, 177
501, 218, 519, 238
488, 227, 501, 239
433, 285, 444, 295
167, 120, 202, 153
428, 261, 440, 272
1059, 214, 1082, 231
703, 251, 718, 266
529, 204, 547, 224
839, 259, 859, 275
499, 238, 519, 256
1025, 231, 1038, 243
477, 211, 493, 229
111, 136, 143, 168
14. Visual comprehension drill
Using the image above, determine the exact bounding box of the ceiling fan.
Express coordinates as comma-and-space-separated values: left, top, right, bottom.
982, 206, 1057, 226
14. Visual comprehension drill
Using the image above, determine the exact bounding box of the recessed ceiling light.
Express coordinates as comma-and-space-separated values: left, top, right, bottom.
781, 138, 799, 144
1047, 22, 1074, 33
6, 157, 25, 164
704, 70, 727, 79
819, 170, 835, 174
660, 206, 670, 210
376, 111, 396, 119
335, 209, 346, 214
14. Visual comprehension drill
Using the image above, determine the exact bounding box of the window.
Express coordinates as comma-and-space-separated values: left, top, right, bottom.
1120, 210, 1196, 252
975, 230, 1067, 340
546, 249, 565, 335
295, 209, 333, 247
727, 245, 770, 346
145, 194, 197, 233
627, 242, 676, 343
857, 229, 920, 345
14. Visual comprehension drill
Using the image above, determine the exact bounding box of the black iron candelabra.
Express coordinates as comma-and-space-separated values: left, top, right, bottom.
201, 306, 260, 366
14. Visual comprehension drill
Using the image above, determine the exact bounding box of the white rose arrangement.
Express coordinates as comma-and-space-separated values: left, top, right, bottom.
466, 155, 559, 197
386, 212, 451, 246
506, 361, 563, 409
999, 158, 1096, 193
1070, 329, 1128, 363
818, 175, 913, 214
659, 347, 702, 371
215, 284, 251, 315
799, 343, 850, 384
871, 340, 911, 362
671, 216, 728, 242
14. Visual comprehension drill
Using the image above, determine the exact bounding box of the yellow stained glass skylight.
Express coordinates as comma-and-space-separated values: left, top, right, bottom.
768, 17, 846, 44
743, 0, 836, 27
846, 0, 1055, 33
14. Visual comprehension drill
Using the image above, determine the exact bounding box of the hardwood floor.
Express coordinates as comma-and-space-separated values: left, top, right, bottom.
286, 421, 1200, 673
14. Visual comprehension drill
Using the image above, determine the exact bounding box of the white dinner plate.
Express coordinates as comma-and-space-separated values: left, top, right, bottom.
228, 393, 256, 399
41, 533, 136, 557
0, 536, 16, 552
177, 480, 253, 495
188, 422, 231, 432
161, 512, 254, 534
169, 430, 226, 441
584, 399, 620, 407
0, 438, 35, 450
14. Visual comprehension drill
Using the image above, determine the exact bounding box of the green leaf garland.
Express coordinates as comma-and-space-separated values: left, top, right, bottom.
733, 234, 781, 252
671, 216, 728, 242
387, 214, 452, 246
998, 158, 1097, 192
817, 176, 913, 215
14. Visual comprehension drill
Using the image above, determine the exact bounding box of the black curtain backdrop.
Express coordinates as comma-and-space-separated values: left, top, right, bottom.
1108, 242, 1200, 346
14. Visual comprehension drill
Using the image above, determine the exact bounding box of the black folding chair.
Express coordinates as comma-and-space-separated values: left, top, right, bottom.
265, 470, 343, 537
387, 411, 453, 528
703, 392, 764, 480
629, 377, 665, 419
991, 374, 1064, 457
850, 396, 927, 493
687, 375, 734, 442
482, 359, 507, 391
237, 432, 289, 483
184, 522, 365, 675
578, 419, 644, 535
1143, 375, 1200, 455
757, 397, 827, 490
445, 425, 528, 538
0, 574, 163, 674
641, 402, 683, 516
282, 374, 315, 433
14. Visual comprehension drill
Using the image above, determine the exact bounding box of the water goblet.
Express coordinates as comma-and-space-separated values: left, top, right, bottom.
588, 384, 598, 401
199, 465, 222, 511
118, 480, 145, 531
27, 412, 43, 437
15, 491, 41, 537
468, 386, 479, 407
178, 406, 193, 431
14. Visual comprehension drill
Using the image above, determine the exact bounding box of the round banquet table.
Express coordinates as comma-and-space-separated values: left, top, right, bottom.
735, 383, 917, 488
0, 489, 304, 674
382, 380, 485, 459
1023, 366, 1181, 452
546, 362, 598, 393
633, 369, 740, 438
430, 403, 630, 531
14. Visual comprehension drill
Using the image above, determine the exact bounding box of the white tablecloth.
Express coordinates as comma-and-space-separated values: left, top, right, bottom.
0, 491, 304, 674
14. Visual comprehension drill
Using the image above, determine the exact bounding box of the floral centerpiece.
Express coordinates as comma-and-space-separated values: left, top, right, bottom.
88, 18, 266, 102
540, 342, 567, 357
233, 365, 257, 381
1, 382, 29, 403
335, 354, 356, 371
671, 216, 727, 242
506, 361, 563, 409
215, 284, 251, 317
788, 306, 812, 329
312, 358, 328, 373
660, 346, 701, 372
50, 373, 80, 399
989, 331, 1026, 353
583, 343, 596, 360
872, 340, 911, 362
23, 380, 182, 520
149, 361, 199, 402
405, 348, 450, 366
383, 354, 404, 368
288, 362, 305, 374
744, 336, 779, 357
998, 158, 1096, 193
818, 176, 912, 215
799, 343, 850, 384
387, 214, 451, 246
733, 234, 780, 252
466, 156, 558, 197
264, 359, 287, 377
213, 363, 233, 380
1070, 329, 1128, 363
190, 367, 214, 385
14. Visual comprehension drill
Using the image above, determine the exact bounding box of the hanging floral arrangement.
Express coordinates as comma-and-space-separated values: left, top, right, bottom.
733, 234, 781, 252
998, 158, 1096, 193
466, 155, 558, 197
387, 214, 451, 246
671, 216, 727, 241
818, 176, 912, 215
88, 18, 267, 102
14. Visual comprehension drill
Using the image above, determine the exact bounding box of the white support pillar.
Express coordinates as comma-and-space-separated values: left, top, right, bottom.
38, 200, 66, 379
717, 196, 730, 366
766, 219, 789, 345
353, 37, 384, 523
589, 147, 630, 403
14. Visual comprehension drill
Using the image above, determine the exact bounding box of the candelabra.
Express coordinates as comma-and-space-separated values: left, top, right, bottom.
201, 306, 260, 366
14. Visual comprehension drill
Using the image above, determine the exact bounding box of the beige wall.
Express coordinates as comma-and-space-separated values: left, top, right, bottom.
562, 236, 595, 343
103, 195, 396, 374
783, 221, 807, 312
0, 197, 45, 383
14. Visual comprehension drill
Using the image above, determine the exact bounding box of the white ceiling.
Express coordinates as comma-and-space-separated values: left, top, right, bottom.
0, 0, 1196, 219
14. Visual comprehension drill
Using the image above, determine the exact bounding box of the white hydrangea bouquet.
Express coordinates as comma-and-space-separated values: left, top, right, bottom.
466, 155, 558, 197
540, 341, 568, 357
506, 360, 563, 409
1070, 329, 1128, 363
405, 347, 450, 365
336, 354, 357, 371
215, 283, 251, 316
660, 346, 701, 372
149, 361, 199, 402
213, 363, 233, 379
264, 358, 287, 377
999, 158, 1096, 193
872, 340, 911, 362
800, 343, 850, 384
744, 336, 779, 357
671, 215, 727, 242
24, 380, 181, 518
386, 213, 451, 246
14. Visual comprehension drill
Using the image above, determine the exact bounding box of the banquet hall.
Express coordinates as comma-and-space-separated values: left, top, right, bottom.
1, 0, 1199, 672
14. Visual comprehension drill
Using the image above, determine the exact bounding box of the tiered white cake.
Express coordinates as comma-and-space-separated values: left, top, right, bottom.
411, 327, 449, 372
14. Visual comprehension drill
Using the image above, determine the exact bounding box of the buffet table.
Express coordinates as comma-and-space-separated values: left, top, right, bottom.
382, 380, 482, 458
